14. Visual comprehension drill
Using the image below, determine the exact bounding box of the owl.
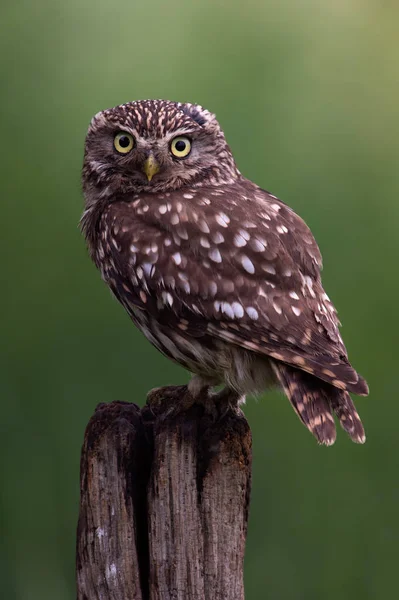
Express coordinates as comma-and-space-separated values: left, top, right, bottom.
81, 99, 368, 445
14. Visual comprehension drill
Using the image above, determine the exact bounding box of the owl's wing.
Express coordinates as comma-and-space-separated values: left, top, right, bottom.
103, 183, 368, 396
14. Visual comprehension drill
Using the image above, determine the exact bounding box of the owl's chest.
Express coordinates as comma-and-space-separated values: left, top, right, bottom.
95, 216, 173, 326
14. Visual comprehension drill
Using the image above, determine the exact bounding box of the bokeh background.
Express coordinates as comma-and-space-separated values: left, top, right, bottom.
1, 1, 398, 598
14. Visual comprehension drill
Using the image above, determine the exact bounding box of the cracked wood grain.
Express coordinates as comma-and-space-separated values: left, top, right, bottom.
76, 387, 252, 600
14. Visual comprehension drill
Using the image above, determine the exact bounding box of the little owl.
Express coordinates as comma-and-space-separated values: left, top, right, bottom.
81, 99, 368, 445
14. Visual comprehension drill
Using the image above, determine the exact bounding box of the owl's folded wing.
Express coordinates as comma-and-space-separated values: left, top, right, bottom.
102, 186, 368, 396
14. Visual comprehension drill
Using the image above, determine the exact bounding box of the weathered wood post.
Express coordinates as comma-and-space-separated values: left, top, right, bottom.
76, 386, 252, 600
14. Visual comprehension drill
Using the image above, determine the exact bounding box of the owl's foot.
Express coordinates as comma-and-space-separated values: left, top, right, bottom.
189, 377, 244, 419
145, 383, 242, 422
209, 387, 246, 420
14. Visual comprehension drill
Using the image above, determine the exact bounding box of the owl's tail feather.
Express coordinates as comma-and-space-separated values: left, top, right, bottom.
271, 362, 365, 445
329, 391, 366, 444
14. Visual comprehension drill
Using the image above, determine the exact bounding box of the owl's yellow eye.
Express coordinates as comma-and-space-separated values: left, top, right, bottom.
170, 136, 192, 158
114, 132, 135, 154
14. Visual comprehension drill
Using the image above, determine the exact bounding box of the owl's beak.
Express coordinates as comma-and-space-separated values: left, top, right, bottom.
142, 154, 160, 182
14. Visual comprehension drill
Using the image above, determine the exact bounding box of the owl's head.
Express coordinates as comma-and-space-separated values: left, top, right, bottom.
82, 100, 239, 201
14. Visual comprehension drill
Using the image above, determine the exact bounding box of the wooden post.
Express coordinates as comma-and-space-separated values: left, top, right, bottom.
76, 386, 252, 600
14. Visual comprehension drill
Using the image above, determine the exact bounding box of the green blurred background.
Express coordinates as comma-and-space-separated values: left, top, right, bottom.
1, 1, 398, 598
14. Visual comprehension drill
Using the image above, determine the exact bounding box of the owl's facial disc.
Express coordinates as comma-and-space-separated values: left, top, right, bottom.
83, 100, 240, 195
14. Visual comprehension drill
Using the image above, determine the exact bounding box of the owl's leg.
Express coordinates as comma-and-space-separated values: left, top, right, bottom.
210, 386, 245, 406
187, 374, 215, 399
146, 375, 219, 419
188, 375, 241, 419
207, 387, 246, 421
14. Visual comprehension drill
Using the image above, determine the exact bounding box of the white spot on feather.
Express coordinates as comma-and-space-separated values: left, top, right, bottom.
142, 262, 155, 277
172, 252, 182, 265
209, 248, 222, 263
239, 229, 250, 240
232, 302, 244, 318
292, 306, 301, 316
215, 212, 230, 227
212, 231, 225, 244
162, 291, 174, 306
221, 302, 234, 319
246, 306, 259, 320
241, 255, 255, 274
209, 281, 218, 296
277, 225, 288, 234
198, 220, 210, 233
180, 280, 190, 294
176, 226, 188, 240
263, 264, 276, 275
250, 238, 266, 252
234, 233, 247, 247
242, 220, 256, 228
170, 213, 179, 225
304, 275, 316, 298
289, 291, 300, 300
